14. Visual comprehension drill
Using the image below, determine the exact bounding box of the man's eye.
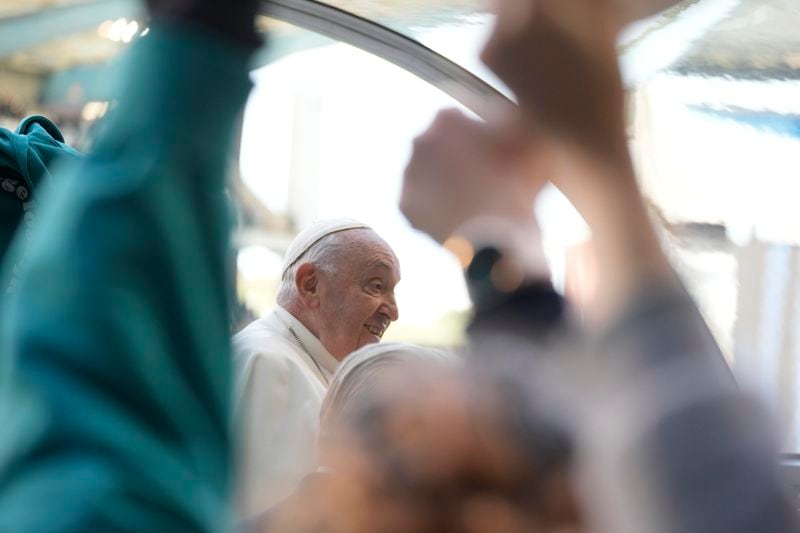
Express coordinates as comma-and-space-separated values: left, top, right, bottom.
368, 281, 383, 293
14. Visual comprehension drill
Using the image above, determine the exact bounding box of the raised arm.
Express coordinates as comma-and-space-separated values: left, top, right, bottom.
480, 1, 798, 532
400, 0, 799, 531
0, 2, 259, 531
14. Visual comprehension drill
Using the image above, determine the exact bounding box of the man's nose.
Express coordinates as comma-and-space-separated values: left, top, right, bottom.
382, 292, 399, 322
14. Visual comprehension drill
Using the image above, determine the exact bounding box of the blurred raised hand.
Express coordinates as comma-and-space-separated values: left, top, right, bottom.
481, 0, 627, 158
400, 109, 545, 244
481, 0, 675, 316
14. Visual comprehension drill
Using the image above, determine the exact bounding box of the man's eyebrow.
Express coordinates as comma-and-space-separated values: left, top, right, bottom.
360, 261, 399, 282
366, 258, 395, 271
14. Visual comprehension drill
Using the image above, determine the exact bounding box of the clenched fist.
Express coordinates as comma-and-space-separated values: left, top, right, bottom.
480, 0, 627, 157
400, 109, 545, 244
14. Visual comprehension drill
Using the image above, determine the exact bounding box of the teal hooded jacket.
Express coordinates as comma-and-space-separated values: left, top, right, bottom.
0, 23, 254, 532
0, 116, 81, 292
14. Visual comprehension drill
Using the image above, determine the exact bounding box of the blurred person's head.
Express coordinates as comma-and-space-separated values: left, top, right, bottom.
348, 365, 579, 532
272, 359, 581, 533
276, 219, 400, 360
319, 342, 452, 458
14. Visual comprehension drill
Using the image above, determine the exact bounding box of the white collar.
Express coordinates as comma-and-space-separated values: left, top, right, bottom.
275, 306, 339, 378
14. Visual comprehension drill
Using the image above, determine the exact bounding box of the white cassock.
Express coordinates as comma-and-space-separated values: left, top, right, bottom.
232, 305, 338, 516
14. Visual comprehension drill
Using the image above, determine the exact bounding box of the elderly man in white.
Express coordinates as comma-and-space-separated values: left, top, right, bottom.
233, 218, 400, 516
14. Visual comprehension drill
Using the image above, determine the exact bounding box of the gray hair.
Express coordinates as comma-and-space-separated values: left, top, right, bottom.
275, 231, 347, 306
320, 342, 454, 435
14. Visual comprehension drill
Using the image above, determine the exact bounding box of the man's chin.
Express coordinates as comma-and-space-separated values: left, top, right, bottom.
359, 334, 382, 349
338, 333, 383, 359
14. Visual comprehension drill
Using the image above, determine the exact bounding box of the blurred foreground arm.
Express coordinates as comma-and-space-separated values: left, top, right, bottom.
479, 1, 798, 532
0, 10, 257, 533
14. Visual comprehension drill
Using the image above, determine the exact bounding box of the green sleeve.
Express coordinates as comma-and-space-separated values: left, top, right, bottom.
0, 23, 253, 533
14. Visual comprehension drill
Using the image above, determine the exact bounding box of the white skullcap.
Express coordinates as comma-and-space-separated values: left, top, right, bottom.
282, 218, 370, 277
320, 342, 453, 431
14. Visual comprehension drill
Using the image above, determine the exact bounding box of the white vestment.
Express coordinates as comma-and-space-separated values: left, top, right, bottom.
232, 306, 338, 516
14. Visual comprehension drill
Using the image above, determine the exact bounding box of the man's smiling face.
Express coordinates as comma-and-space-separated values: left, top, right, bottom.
314, 229, 400, 360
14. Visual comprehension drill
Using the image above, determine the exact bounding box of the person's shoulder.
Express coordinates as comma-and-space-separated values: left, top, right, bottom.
234, 314, 286, 342
16, 116, 66, 142
233, 316, 300, 366
15, 116, 81, 157
233, 316, 278, 343
0, 116, 82, 188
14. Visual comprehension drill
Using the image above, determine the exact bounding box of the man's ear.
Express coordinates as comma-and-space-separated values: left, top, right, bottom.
295, 263, 320, 308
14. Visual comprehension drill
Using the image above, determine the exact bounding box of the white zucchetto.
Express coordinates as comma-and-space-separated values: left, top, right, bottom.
281, 218, 370, 277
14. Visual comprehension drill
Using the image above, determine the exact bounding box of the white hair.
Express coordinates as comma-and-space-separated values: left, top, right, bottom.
275, 231, 348, 306
320, 342, 454, 433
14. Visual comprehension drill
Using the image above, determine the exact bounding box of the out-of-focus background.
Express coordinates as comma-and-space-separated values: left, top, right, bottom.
3, 0, 800, 449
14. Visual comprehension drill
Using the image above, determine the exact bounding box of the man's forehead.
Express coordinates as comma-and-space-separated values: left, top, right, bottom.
343, 230, 394, 255
354, 246, 400, 278
329, 229, 399, 275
